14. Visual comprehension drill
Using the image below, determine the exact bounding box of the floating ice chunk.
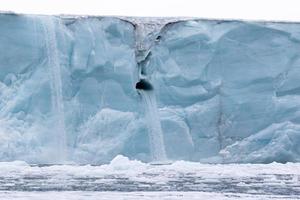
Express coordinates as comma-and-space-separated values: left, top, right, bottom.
108, 155, 146, 171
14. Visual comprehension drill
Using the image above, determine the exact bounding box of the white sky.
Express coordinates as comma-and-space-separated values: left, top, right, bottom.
0, 0, 300, 22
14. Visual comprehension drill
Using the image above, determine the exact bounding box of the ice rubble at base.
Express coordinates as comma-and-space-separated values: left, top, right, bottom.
0, 13, 300, 164
0, 155, 299, 178
0, 155, 299, 197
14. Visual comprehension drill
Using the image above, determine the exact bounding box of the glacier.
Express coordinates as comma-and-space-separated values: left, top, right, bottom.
0, 13, 300, 164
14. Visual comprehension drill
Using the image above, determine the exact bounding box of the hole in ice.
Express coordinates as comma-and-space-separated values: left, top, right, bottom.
135, 79, 153, 91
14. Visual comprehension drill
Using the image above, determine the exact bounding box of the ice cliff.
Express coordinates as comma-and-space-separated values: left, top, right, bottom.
0, 13, 300, 164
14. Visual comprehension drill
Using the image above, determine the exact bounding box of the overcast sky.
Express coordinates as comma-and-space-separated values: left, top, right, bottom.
1, 0, 300, 22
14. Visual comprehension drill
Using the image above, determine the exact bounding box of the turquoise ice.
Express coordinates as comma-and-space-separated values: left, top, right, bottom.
0, 14, 300, 164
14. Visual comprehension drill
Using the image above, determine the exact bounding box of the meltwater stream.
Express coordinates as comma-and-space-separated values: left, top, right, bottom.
133, 19, 172, 162
139, 90, 167, 161
41, 17, 67, 162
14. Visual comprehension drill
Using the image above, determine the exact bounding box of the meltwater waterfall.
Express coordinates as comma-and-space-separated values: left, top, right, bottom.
41, 17, 67, 162
133, 20, 173, 162
139, 89, 167, 161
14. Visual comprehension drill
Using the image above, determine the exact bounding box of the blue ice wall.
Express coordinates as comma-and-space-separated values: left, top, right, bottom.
0, 14, 299, 164
149, 21, 300, 163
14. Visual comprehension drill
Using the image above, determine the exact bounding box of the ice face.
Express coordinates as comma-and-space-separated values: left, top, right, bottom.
0, 14, 299, 164
148, 20, 300, 163
0, 15, 141, 164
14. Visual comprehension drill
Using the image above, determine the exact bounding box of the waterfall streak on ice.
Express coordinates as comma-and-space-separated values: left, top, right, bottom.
41, 17, 67, 162
140, 90, 167, 161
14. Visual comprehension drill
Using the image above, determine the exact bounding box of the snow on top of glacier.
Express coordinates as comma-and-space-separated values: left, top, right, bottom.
1, 11, 300, 24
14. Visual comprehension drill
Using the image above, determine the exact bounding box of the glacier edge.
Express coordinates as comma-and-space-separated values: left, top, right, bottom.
0, 13, 300, 164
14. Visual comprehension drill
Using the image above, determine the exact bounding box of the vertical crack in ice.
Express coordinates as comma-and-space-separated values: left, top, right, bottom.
41, 16, 67, 163
217, 91, 225, 153
86, 23, 96, 70
216, 81, 233, 160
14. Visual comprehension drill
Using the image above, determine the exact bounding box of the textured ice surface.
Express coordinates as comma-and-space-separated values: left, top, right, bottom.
0, 13, 300, 164
0, 192, 299, 200
0, 156, 299, 198
2, 192, 300, 200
